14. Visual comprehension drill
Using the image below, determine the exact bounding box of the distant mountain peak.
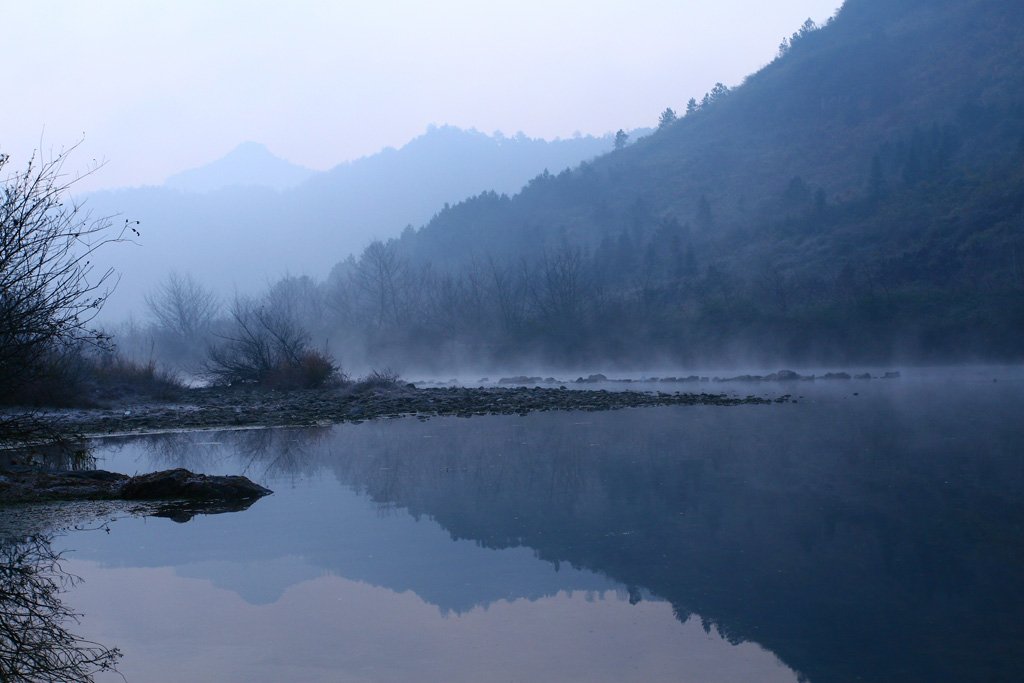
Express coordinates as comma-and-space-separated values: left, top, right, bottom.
227, 140, 274, 157
164, 141, 317, 193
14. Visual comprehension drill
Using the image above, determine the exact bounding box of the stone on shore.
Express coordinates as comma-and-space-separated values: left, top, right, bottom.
119, 468, 273, 501
0, 467, 272, 504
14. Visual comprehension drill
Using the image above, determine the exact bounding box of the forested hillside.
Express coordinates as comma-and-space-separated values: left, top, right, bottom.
86, 126, 615, 319
325, 0, 1023, 367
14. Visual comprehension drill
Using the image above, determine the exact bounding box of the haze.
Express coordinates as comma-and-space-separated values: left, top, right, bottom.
4, 0, 840, 191
6, 0, 1017, 377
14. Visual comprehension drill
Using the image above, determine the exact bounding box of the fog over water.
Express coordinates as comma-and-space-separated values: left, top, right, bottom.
17, 370, 1014, 682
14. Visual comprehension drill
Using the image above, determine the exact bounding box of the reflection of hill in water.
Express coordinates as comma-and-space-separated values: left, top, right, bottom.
84, 429, 622, 611
95, 377, 1024, 683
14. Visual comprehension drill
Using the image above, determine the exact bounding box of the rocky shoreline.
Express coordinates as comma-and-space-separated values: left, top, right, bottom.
491, 370, 901, 385
11, 384, 792, 440
0, 384, 787, 510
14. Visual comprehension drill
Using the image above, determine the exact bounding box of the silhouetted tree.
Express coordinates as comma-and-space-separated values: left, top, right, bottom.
709, 82, 730, 103
529, 243, 591, 340
356, 239, 411, 331
0, 146, 131, 405
145, 271, 218, 353
791, 18, 817, 46
658, 108, 678, 128
614, 129, 629, 150
483, 255, 527, 336
757, 261, 793, 314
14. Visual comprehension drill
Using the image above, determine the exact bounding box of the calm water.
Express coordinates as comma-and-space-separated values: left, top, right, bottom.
4, 369, 1023, 682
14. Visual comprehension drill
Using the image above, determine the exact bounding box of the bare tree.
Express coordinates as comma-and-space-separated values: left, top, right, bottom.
0, 145, 132, 407
202, 292, 339, 389
529, 243, 590, 330
757, 261, 794, 314
483, 254, 527, 337
324, 255, 361, 331
144, 271, 218, 346
264, 274, 327, 341
355, 240, 412, 331
422, 269, 470, 337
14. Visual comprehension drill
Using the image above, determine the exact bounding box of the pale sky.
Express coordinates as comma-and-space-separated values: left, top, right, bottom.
2, 1, 841, 191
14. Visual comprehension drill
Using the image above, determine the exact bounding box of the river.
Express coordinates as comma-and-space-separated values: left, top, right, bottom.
5, 367, 1023, 682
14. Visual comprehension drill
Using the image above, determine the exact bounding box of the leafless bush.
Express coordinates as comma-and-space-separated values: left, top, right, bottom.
202, 294, 343, 390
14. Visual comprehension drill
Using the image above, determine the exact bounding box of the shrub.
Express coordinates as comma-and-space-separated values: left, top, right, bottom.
263, 350, 346, 391
202, 295, 344, 390
349, 367, 402, 393
86, 352, 184, 401
298, 349, 347, 389
0, 145, 129, 406
3, 348, 91, 408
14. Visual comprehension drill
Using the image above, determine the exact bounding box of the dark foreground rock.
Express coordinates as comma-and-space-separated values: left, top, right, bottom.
0, 467, 272, 505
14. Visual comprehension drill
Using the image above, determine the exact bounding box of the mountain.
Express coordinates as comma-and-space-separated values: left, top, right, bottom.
84, 127, 616, 320
401, 0, 1024, 263
163, 141, 318, 193
349, 0, 1024, 365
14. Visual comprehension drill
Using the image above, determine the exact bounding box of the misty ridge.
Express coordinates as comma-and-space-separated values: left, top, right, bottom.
84, 126, 620, 321
8, 0, 1023, 400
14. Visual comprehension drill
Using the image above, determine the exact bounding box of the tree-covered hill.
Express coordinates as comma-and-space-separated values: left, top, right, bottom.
366, 0, 1023, 364
85, 126, 615, 320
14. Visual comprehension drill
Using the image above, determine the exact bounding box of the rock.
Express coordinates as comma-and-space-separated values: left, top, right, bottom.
854, 373, 872, 379
62, 470, 128, 483
0, 467, 270, 505
498, 376, 542, 384
822, 372, 852, 380
882, 371, 901, 379
119, 469, 272, 502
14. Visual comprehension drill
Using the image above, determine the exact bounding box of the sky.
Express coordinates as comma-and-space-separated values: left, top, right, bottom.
3, 1, 842, 191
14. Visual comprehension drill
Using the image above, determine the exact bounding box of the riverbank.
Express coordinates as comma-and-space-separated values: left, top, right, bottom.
5, 384, 791, 442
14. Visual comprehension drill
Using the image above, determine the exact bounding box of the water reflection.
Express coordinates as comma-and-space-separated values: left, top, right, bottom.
0, 533, 121, 682
0, 471, 273, 680
74, 376, 1024, 681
